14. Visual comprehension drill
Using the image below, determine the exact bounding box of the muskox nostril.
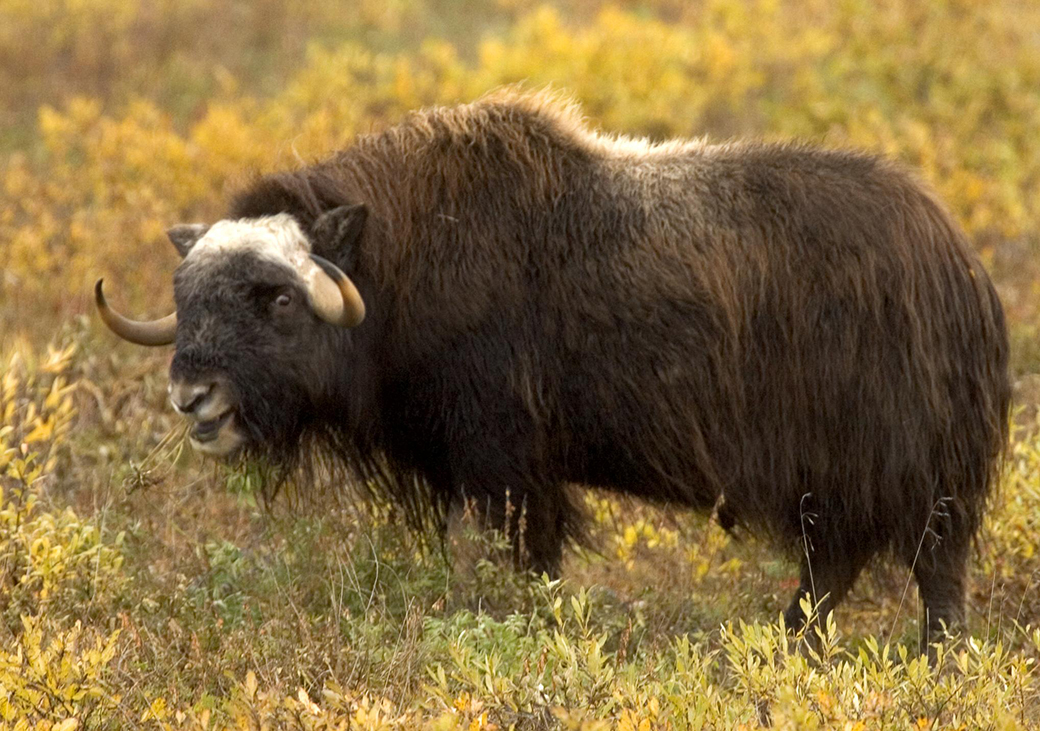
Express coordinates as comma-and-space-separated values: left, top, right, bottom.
170, 381, 214, 415
181, 392, 205, 414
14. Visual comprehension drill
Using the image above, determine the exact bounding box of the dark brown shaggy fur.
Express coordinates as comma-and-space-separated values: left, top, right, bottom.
194, 90, 1009, 642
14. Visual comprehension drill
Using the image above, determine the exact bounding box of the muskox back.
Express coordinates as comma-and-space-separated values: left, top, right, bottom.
223, 91, 1010, 642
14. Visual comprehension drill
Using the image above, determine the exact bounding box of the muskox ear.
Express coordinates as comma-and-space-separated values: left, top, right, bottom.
312, 204, 368, 253
167, 223, 209, 257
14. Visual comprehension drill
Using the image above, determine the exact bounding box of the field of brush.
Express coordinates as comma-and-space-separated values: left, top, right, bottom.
2, 1, 1040, 727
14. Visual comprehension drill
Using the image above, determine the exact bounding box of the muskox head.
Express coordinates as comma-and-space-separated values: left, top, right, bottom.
95, 206, 367, 458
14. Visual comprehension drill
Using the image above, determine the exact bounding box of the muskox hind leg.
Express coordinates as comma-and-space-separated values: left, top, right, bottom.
782, 547, 873, 636
911, 535, 969, 656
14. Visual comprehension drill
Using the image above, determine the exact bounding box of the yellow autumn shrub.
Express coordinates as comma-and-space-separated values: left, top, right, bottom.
0, 343, 127, 729
1, 343, 126, 619
0, 615, 122, 730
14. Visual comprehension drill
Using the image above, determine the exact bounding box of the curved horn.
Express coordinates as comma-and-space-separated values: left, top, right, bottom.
306, 255, 366, 328
94, 279, 177, 346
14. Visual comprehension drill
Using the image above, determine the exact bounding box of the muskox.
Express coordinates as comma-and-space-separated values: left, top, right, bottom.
96, 90, 1010, 644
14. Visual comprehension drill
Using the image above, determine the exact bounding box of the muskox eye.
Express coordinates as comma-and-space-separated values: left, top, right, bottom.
275, 293, 293, 308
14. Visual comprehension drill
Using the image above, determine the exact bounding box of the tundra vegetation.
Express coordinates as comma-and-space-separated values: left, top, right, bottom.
1, 0, 1040, 728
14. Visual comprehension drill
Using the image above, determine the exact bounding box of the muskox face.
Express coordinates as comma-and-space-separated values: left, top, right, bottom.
95, 207, 368, 459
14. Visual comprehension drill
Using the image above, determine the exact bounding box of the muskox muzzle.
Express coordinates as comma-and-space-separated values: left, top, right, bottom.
168, 376, 244, 456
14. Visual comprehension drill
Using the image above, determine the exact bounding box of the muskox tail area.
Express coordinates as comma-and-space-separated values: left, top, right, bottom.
910, 192, 1011, 553
827, 185, 1012, 571
878, 188, 1008, 636
732, 167, 1011, 637
896, 191, 1010, 610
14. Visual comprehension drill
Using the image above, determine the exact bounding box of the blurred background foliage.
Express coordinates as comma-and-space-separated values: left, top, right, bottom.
2, 0, 1040, 727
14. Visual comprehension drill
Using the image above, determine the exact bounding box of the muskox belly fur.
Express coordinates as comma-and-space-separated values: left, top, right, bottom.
176, 91, 1011, 642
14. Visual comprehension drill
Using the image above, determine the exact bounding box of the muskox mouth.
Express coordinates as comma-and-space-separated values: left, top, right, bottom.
188, 409, 245, 457
192, 410, 234, 442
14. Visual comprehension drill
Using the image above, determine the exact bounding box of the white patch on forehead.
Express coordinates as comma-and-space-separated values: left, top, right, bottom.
186, 213, 312, 270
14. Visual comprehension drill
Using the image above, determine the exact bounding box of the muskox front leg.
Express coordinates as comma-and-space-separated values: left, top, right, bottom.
493, 481, 569, 577
447, 480, 571, 578
438, 393, 573, 577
